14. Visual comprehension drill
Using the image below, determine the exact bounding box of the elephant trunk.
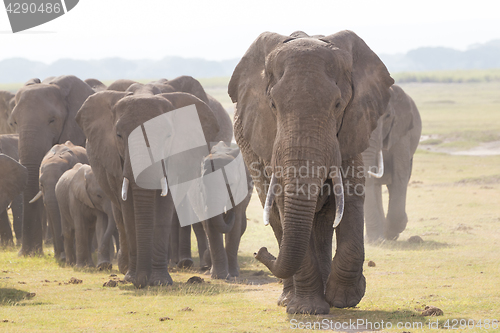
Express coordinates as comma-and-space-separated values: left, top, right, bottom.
18, 129, 51, 255
210, 209, 236, 234
132, 184, 156, 288
255, 175, 322, 279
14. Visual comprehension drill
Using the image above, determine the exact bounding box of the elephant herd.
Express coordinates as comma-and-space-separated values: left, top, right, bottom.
0, 29, 421, 314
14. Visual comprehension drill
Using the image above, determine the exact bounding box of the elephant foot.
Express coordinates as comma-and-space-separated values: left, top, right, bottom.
124, 270, 136, 284
97, 262, 113, 271
286, 294, 330, 315
325, 273, 366, 308
228, 266, 240, 278
277, 289, 294, 307
177, 258, 193, 269
210, 267, 229, 279
149, 270, 173, 286
384, 228, 400, 241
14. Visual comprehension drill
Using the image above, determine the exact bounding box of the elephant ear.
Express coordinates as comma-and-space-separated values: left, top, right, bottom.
50, 75, 95, 146
228, 32, 295, 163
162, 76, 209, 104
321, 30, 394, 159
84, 78, 107, 92
160, 92, 220, 144
76, 91, 128, 180
0, 154, 27, 209
71, 164, 95, 209
383, 85, 415, 150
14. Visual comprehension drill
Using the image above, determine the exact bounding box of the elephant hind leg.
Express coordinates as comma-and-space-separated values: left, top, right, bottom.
64, 229, 76, 266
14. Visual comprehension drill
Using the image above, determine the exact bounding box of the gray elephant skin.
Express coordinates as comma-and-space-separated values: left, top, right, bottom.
76, 76, 233, 288
200, 142, 252, 279
229, 30, 394, 314
0, 154, 27, 245
0, 134, 23, 244
362, 84, 422, 242
55, 163, 117, 268
29, 141, 89, 260
0, 91, 16, 134
10, 75, 93, 255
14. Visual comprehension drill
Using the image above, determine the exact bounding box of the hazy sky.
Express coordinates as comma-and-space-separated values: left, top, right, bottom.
1, 0, 499, 63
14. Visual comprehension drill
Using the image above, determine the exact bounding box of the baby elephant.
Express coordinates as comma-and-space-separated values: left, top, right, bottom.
201, 142, 253, 279
56, 163, 117, 269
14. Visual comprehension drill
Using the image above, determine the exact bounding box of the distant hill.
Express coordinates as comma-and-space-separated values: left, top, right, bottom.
1, 39, 499, 84
380, 39, 500, 72
0, 56, 239, 84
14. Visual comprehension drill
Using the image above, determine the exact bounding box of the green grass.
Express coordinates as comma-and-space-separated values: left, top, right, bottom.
2, 77, 500, 332
393, 68, 500, 83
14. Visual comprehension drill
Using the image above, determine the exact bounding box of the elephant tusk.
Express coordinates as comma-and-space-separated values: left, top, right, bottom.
263, 173, 277, 226
29, 190, 43, 204
160, 177, 168, 197
121, 177, 129, 201
367, 150, 384, 178
224, 206, 227, 214
332, 174, 344, 228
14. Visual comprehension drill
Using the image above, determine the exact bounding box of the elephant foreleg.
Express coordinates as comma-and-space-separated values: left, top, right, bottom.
204, 220, 229, 279
192, 222, 208, 269
364, 179, 385, 243
385, 144, 411, 240
74, 214, 95, 267
177, 223, 193, 269
326, 156, 366, 308
285, 237, 329, 315
96, 212, 113, 270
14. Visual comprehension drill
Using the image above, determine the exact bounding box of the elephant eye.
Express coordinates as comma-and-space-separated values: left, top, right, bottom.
116, 133, 122, 139
49, 118, 55, 124
97, 194, 102, 199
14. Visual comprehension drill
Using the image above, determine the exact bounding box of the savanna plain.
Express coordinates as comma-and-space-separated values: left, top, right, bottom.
1, 71, 500, 332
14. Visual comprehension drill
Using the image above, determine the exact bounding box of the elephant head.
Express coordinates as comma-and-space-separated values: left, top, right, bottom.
84, 78, 107, 92
0, 91, 16, 134
10, 75, 94, 255
229, 30, 394, 279
363, 84, 418, 179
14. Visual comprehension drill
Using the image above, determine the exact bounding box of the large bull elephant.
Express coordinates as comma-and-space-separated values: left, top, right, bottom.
29, 141, 89, 260
76, 81, 231, 288
10, 75, 93, 255
228, 30, 394, 314
362, 85, 422, 242
0, 154, 27, 245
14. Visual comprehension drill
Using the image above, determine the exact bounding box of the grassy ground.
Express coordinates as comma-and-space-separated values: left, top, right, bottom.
1, 78, 500, 332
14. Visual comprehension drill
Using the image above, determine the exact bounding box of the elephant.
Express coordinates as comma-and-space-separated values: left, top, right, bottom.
199, 142, 252, 279
84, 78, 107, 92
0, 154, 27, 246
362, 84, 422, 242
76, 79, 232, 287
0, 91, 16, 134
28, 141, 89, 260
228, 30, 394, 314
10, 75, 93, 255
55, 163, 117, 267
0, 134, 23, 243
107, 79, 137, 92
